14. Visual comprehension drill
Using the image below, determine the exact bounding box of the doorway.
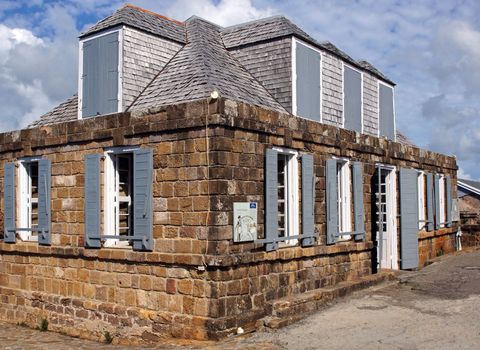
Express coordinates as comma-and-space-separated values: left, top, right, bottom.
373, 166, 398, 270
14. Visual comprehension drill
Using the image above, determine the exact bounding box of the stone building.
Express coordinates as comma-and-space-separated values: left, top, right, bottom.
0, 5, 458, 343
458, 179, 480, 247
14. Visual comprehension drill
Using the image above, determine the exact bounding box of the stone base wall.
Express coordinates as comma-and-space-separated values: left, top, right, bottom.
418, 230, 457, 267
0, 242, 371, 343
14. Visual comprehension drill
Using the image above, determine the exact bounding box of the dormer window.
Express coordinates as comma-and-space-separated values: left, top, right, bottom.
292, 38, 321, 122
343, 64, 363, 133
379, 82, 395, 140
78, 28, 122, 118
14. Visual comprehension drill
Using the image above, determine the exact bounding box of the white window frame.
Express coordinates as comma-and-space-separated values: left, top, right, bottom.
103, 146, 138, 248
78, 26, 124, 120
439, 174, 446, 228
377, 81, 396, 141
417, 171, 425, 230
335, 158, 352, 239
342, 63, 364, 134
273, 146, 299, 247
17, 157, 43, 241
291, 37, 323, 122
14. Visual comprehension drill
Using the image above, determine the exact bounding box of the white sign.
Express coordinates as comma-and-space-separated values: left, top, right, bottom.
233, 202, 257, 242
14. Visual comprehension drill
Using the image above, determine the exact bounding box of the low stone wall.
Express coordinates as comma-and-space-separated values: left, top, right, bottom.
418, 230, 457, 267
460, 212, 480, 247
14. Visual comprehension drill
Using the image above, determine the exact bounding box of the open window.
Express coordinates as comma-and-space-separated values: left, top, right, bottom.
84, 148, 153, 251
3, 158, 51, 245
276, 148, 300, 246
104, 150, 135, 247
18, 158, 41, 241
336, 159, 353, 239
417, 171, 426, 230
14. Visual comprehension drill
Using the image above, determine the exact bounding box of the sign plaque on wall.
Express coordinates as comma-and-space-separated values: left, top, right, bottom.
233, 202, 257, 242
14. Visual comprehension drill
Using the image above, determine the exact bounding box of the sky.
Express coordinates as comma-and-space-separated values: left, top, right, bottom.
0, 0, 479, 179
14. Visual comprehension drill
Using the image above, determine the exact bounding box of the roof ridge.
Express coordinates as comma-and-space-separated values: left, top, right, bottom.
124, 4, 185, 26
221, 15, 285, 31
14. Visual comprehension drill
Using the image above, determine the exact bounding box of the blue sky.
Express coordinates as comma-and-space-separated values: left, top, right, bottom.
1, 0, 479, 179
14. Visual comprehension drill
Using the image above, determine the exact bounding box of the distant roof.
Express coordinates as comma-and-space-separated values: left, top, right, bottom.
222, 16, 395, 85
396, 131, 416, 147
29, 95, 78, 127
130, 17, 287, 114
458, 179, 480, 196
31, 5, 396, 127
80, 5, 186, 44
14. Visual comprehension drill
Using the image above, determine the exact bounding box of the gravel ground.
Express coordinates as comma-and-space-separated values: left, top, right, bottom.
1, 249, 480, 350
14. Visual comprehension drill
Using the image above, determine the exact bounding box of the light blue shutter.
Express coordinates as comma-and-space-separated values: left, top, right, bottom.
400, 168, 419, 269
82, 32, 119, 118
352, 162, 365, 241
301, 154, 315, 247
379, 84, 395, 140
4, 163, 16, 243
99, 32, 119, 115
84, 154, 102, 248
133, 149, 153, 251
38, 159, 51, 245
265, 149, 279, 251
426, 173, 434, 231
82, 38, 97, 118
446, 175, 452, 228
344, 66, 362, 133
326, 159, 338, 245
296, 42, 321, 121
434, 174, 440, 230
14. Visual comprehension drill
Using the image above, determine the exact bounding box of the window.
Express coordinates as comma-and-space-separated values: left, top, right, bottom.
79, 29, 122, 119
336, 159, 352, 238
18, 158, 41, 241
378, 82, 396, 141
417, 171, 426, 230
439, 174, 445, 227
104, 148, 136, 247
275, 148, 299, 245
343, 65, 363, 133
292, 38, 322, 122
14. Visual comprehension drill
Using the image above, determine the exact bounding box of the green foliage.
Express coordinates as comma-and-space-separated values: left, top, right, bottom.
39, 318, 49, 332
104, 331, 113, 344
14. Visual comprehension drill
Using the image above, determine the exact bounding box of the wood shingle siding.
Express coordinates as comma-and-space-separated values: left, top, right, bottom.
229, 37, 293, 113
122, 27, 183, 110
322, 52, 343, 127
362, 72, 379, 136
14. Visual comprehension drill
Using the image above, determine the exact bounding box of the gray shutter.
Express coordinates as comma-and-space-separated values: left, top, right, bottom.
99, 32, 119, 115
296, 42, 321, 121
265, 149, 279, 251
399, 168, 419, 270
326, 159, 338, 245
133, 149, 153, 251
82, 38, 97, 118
4, 163, 16, 243
301, 154, 315, 247
426, 173, 434, 231
434, 174, 440, 230
82, 32, 119, 118
38, 159, 51, 245
379, 84, 395, 140
352, 162, 365, 241
84, 154, 102, 248
446, 175, 452, 228
344, 66, 362, 133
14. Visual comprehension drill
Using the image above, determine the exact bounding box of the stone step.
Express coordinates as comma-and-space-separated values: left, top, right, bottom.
259, 272, 396, 330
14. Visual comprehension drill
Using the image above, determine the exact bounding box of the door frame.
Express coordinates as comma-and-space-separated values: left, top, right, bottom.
376, 164, 398, 270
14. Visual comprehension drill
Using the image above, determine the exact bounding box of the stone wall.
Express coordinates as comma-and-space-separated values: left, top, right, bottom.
0, 97, 458, 342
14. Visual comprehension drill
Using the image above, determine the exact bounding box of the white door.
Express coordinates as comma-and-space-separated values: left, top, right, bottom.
376, 167, 398, 270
